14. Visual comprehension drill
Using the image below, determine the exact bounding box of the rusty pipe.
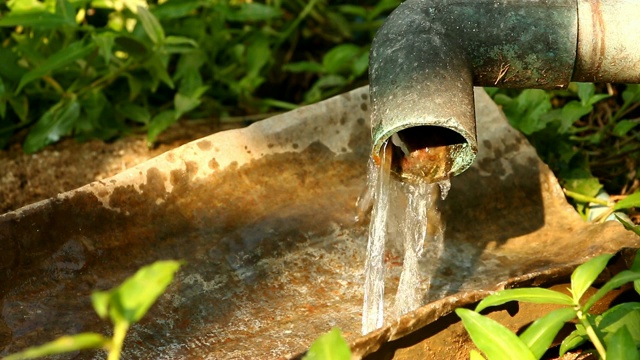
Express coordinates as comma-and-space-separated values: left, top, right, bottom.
370, 0, 640, 183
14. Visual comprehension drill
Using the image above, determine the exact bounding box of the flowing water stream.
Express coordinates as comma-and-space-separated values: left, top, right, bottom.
360, 139, 448, 334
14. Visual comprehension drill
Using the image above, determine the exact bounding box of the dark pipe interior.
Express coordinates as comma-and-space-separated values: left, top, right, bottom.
391, 126, 467, 183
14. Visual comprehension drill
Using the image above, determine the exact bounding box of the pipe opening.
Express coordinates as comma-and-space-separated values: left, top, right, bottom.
389, 126, 468, 184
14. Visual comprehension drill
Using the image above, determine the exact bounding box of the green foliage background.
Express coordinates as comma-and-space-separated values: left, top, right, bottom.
0, 0, 397, 152
1, 0, 638, 221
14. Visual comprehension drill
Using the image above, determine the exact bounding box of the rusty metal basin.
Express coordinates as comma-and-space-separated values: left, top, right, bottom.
0, 87, 638, 359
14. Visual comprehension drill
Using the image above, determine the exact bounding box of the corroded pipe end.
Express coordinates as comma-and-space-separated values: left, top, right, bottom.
394, 126, 476, 184
373, 123, 477, 184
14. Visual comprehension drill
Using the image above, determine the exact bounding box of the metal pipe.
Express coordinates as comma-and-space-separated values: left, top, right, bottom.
574, 0, 640, 83
370, 0, 640, 183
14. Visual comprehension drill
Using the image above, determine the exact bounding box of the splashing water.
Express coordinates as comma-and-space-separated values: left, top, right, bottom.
361, 140, 448, 334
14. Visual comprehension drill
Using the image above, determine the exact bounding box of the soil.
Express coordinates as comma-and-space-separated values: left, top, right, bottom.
0, 120, 241, 214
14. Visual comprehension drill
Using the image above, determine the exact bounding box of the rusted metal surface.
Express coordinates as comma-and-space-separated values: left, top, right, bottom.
0, 87, 638, 359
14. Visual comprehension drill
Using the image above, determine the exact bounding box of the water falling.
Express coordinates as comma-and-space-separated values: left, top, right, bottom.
361, 139, 448, 334
361, 141, 392, 334
394, 180, 446, 317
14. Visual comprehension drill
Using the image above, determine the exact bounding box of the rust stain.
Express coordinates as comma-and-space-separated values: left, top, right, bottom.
590, 0, 606, 79
197, 140, 212, 151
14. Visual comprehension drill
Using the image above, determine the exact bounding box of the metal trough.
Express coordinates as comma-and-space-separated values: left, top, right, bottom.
0, 87, 637, 359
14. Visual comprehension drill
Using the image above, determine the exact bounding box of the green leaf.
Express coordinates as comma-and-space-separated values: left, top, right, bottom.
174, 88, 207, 118
576, 82, 595, 106
584, 271, 640, 312
147, 110, 177, 145
17, 41, 96, 93
631, 250, 640, 295
163, 36, 198, 54
302, 328, 351, 360
283, 61, 325, 74
114, 35, 149, 58
613, 119, 640, 137
0, 78, 6, 118
153, 0, 201, 20
246, 34, 271, 76
322, 44, 362, 75
55, 0, 76, 25
469, 350, 487, 360
2, 333, 108, 360
6, 0, 48, 13
101, 260, 183, 324
605, 327, 639, 360
575, 83, 609, 107
77, 90, 118, 141
337, 5, 367, 18
8, 96, 29, 123
304, 75, 348, 103
617, 216, 640, 237
174, 50, 206, 83
0, 45, 27, 82
588, 94, 611, 106
519, 307, 576, 358
174, 94, 199, 117
0, 11, 74, 29
91, 291, 111, 320
558, 101, 592, 133
226, 3, 283, 22
125, 74, 143, 101
145, 54, 174, 90
562, 167, 603, 198
352, 51, 369, 78
475, 288, 574, 313
622, 85, 640, 106
164, 36, 198, 48
571, 253, 614, 303
614, 192, 640, 211
598, 302, 640, 344
455, 308, 536, 360
559, 325, 588, 356
137, 6, 165, 45
23, 99, 81, 153
118, 102, 151, 124
632, 249, 640, 273
497, 89, 552, 135
92, 32, 116, 64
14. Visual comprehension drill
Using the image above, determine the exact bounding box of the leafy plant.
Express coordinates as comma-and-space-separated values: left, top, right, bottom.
303, 328, 351, 360
2, 260, 183, 360
489, 83, 640, 223
0, 0, 398, 152
456, 251, 640, 360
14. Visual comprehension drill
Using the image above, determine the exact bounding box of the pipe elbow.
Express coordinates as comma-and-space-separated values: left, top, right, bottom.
370, 0, 577, 183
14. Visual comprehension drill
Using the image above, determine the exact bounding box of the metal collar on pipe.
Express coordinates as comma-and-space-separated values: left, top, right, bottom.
574, 0, 640, 83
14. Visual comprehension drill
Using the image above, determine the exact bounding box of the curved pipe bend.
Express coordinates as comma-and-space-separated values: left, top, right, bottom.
370, 0, 640, 183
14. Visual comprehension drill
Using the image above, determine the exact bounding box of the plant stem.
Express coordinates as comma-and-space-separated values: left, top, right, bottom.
42, 75, 65, 95
278, 0, 319, 47
564, 189, 610, 206
108, 321, 130, 360
613, 101, 640, 122
576, 310, 606, 359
